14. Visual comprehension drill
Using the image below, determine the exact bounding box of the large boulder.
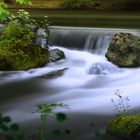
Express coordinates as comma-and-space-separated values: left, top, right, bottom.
105, 32, 140, 67
40, 68, 68, 79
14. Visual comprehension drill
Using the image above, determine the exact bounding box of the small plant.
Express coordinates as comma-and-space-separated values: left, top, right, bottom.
4, 9, 37, 28
4, 9, 51, 47
35, 103, 69, 140
36, 103, 69, 122
0, 0, 31, 21
0, 113, 23, 140
111, 89, 132, 115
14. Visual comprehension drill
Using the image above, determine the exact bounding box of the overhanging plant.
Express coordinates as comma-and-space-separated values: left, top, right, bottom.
0, 0, 31, 21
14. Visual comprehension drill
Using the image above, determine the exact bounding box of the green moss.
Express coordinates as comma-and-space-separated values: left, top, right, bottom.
0, 22, 49, 71
107, 115, 140, 138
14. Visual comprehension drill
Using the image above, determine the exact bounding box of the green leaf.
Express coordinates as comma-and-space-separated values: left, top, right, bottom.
16, 0, 32, 5
56, 113, 67, 123
10, 123, 20, 131
64, 129, 71, 135
3, 116, 11, 123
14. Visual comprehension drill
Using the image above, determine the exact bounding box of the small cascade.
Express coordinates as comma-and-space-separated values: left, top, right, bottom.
84, 33, 113, 54
50, 26, 140, 54
84, 34, 99, 51
50, 27, 115, 51
88, 62, 120, 75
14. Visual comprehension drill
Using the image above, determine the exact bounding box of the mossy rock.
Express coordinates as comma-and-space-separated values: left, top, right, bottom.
0, 43, 49, 71
107, 115, 140, 138
0, 22, 49, 71
105, 32, 140, 67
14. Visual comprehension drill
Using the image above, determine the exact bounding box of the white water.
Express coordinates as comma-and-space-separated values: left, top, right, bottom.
0, 27, 140, 139
0, 46, 140, 139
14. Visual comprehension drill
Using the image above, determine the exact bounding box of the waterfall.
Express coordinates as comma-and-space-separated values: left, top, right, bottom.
50, 26, 140, 54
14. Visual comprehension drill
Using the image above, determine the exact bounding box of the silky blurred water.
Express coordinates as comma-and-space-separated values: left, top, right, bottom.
0, 27, 140, 140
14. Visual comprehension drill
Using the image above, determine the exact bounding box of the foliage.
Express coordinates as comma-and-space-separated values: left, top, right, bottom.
55, 112, 67, 123
0, 0, 31, 21
0, 21, 49, 70
3, 9, 50, 30
4, 9, 51, 48
107, 115, 140, 138
4, 9, 37, 28
111, 89, 133, 115
16, 0, 31, 5
130, 38, 140, 51
0, 113, 23, 140
0, 9, 51, 70
0, 21, 34, 45
35, 103, 69, 140
36, 103, 68, 122
60, 0, 93, 9
0, 3, 9, 21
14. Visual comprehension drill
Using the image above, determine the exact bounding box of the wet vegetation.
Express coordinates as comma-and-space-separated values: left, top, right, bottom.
0, 9, 50, 70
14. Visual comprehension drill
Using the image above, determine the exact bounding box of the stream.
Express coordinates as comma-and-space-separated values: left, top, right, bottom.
0, 27, 140, 140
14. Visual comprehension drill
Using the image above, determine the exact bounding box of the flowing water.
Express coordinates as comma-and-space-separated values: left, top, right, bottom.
0, 27, 140, 140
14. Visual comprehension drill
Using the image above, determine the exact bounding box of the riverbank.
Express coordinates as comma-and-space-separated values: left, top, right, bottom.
9, 9, 140, 29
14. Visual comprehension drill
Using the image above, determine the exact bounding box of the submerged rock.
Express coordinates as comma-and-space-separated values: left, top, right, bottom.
105, 32, 140, 67
88, 62, 120, 75
49, 49, 65, 62
41, 68, 68, 79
